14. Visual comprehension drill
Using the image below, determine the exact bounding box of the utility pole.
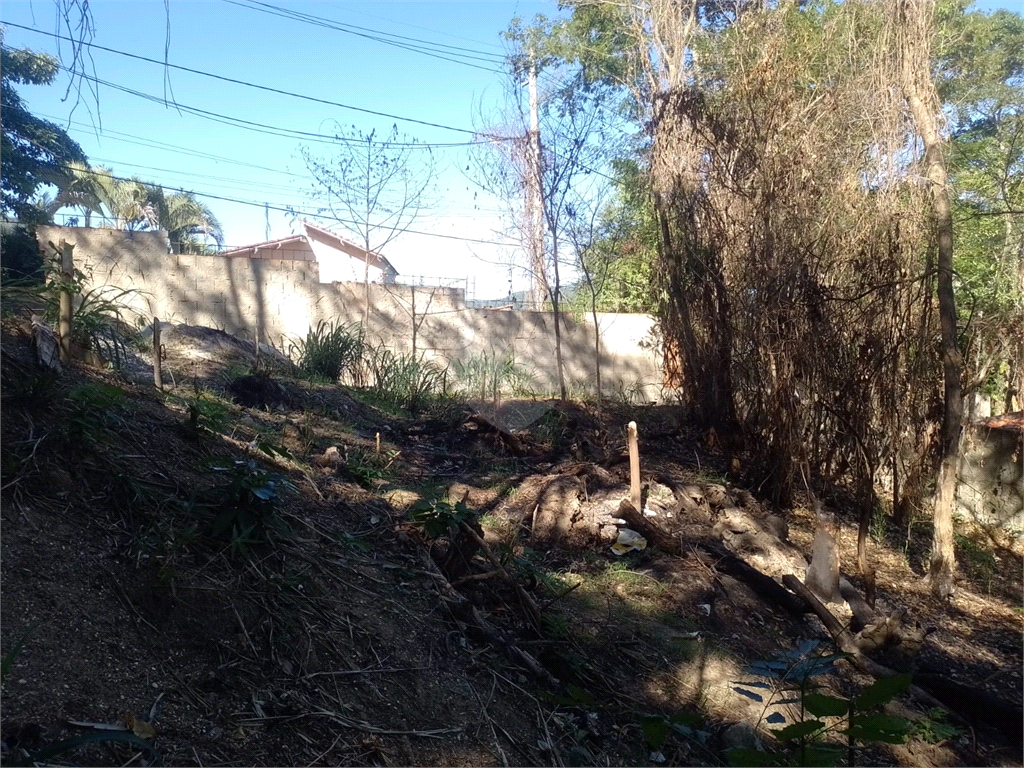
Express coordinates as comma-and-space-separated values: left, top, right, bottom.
526, 53, 546, 310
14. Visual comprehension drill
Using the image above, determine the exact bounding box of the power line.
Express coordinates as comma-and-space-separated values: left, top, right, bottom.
340, 5, 507, 52
15, 105, 309, 178
48, 162, 521, 248
13, 106, 519, 219
2, 23, 505, 138
3, 29, 614, 181
223, 0, 507, 72
84, 155, 300, 196
4, 54, 489, 150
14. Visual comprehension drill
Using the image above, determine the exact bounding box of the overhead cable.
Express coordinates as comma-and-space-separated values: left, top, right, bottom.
1, 23, 507, 138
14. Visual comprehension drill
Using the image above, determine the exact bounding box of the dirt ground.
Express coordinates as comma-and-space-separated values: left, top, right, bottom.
1, 321, 1021, 767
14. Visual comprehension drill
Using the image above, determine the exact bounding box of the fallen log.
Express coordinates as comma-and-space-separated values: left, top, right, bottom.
416, 545, 560, 689
914, 672, 1024, 744
616, 500, 808, 615
465, 412, 528, 456
784, 573, 1022, 745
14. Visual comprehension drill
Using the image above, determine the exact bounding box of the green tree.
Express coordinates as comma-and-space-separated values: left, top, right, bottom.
149, 188, 225, 254
0, 40, 87, 224
567, 157, 659, 314
46, 165, 224, 253
44, 160, 105, 226
936, 2, 1024, 409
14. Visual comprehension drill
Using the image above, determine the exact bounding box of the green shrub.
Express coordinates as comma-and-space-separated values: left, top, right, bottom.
290, 320, 364, 382
202, 459, 294, 556
65, 382, 127, 446
451, 351, 534, 400
408, 497, 476, 539
730, 640, 912, 766
364, 344, 446, 414
0, 226, 44, 285
954, 532, 997, 588
3, 248, 144, 368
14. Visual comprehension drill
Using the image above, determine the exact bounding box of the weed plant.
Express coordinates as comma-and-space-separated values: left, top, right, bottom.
2, 252, 145, 368
730, 639, 913, 766
363, 344, 446, 414
200, 459, 294, 557
954, 531, 997, 589
451, 351, 535, 400
65, 382, 127, 447
291, 320, 364, 382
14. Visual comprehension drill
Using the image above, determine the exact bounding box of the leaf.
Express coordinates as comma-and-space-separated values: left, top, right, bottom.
725, 747, 774, 766
855, 674, 912, 709
670, 711, 701, 727
844, 712, 913, 745
123, 712, 157, 739
772, 719, 825, 741
16, 731, 160, 767
733, 687, 764, 703
640, 716, 669, 749
566, 684, 595, 704
803, 693, 849, 718
845, 726, 909, 744
766, 712, 787, 724
249, 485, 275, 501
1, 620, 42, 683
790, 654, 843, 680
800, 744, 845, 766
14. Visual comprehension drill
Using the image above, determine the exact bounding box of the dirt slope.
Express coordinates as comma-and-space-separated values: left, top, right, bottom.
1, 321, 1021, 767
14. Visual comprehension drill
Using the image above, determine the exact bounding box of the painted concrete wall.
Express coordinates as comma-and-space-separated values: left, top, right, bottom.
37, 226, 666, 399
957, 424, 1023, 535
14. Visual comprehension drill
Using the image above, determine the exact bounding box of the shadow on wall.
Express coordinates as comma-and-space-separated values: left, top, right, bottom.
957, 415, 1024, 537
34, 227, 667, 400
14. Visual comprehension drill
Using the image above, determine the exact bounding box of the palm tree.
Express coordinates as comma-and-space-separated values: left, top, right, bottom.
155, 189, 224, 253
99, 174, 159, 231
44, 161, 106, 226
46, 166, 223, 252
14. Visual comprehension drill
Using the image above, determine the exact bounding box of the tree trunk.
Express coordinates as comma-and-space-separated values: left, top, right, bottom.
550, 233, 568, 401
650, 92, 740, 442
898, 0, 963, 599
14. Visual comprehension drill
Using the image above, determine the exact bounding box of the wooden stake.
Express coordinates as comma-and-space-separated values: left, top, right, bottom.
627, 421, 641, 512
152, 317, 163, 389
58, 240, 74, 364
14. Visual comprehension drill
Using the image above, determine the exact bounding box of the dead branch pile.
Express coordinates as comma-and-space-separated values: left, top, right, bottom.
641, 2, 945, 528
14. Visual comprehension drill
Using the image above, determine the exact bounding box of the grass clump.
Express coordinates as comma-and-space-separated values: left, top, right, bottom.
3, 248, 145, 369
451, 350, 534, 401
363, 344, 447, 414
291, 320, 364, 382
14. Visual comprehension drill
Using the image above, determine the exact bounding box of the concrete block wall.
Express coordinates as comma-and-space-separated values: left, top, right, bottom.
957, 425, 1024, 534
36, 227, 666, 399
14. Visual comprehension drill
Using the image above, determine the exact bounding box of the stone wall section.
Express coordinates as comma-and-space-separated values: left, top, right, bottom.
36, 226, 666, 398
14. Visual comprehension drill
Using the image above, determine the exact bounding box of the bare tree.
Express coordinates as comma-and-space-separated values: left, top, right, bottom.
303, 124, 435, 329
896, 0, 963, 600
470, 29, 613, 400
565, 185, 613, 410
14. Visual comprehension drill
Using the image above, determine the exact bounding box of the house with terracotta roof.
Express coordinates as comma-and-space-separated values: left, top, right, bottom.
219, 220, 398, 285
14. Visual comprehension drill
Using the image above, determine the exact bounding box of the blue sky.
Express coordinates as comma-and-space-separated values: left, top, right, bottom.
2, 0, 1021, 299
1, 1, 559, 299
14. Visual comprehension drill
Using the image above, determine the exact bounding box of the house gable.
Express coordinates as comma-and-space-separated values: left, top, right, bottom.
219, 222, 397, 285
